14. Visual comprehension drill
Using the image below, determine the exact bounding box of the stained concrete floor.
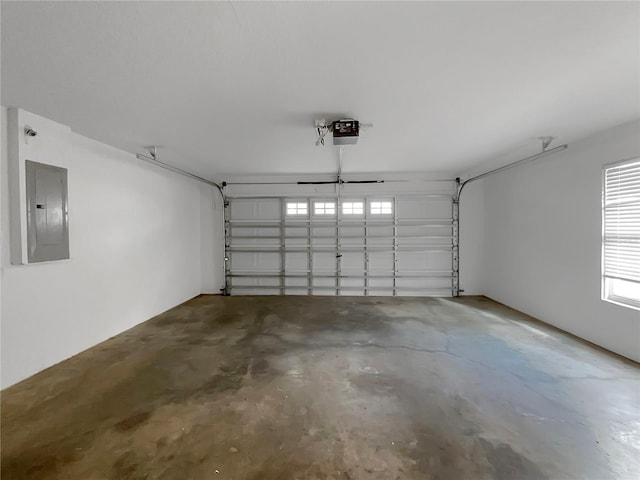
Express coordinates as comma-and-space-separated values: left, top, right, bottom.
2, 296, 639, 480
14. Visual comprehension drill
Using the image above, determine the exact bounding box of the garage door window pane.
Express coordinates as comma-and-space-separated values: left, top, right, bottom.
314, 202, 336, 215
287, 202, 307, 215
343, 202, 364, 215
371, 201, 393, 215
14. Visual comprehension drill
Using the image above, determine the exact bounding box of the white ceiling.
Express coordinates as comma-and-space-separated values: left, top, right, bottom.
2, 1, 639, 180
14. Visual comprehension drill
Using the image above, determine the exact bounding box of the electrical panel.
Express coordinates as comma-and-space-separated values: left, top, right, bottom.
25, 160, 69, 262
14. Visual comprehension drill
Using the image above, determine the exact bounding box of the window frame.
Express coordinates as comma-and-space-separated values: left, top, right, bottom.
369, 199, 394, 216
313, 201, 336, 216
285, 200, 308, 217
601, 157, 640, 311
341, 200, 365, 216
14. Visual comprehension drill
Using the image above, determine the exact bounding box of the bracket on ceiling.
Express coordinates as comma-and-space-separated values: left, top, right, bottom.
144, 146, 157, 160
539, 136, 554, 152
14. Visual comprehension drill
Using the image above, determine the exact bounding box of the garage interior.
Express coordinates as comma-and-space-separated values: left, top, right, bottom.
1, 2, 639, 480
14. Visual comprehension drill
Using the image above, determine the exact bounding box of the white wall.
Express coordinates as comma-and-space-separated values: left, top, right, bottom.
483, 120, 640, 362
1, 108, 219, 388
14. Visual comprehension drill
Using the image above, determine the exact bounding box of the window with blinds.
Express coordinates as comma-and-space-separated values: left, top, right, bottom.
603, 158, 640, 309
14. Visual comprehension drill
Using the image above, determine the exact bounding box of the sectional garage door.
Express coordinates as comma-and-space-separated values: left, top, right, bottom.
225, 191, 457, 296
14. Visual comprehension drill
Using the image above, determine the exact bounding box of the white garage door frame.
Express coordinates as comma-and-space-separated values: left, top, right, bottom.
224, 190, 459, 297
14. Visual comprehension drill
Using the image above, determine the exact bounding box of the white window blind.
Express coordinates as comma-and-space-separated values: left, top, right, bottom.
603, 158, 640, 308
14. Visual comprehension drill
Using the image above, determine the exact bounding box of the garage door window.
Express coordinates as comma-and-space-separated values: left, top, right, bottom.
370, 201, 393, 215
343, 201, 364, 215
602, 158, 640, 310
286, 202, 307, 215
314, 202, 336, 215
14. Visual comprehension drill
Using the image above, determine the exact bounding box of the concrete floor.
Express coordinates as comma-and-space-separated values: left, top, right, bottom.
1, 296, 639, 480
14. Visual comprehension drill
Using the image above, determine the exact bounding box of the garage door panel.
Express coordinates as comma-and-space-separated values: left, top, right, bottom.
229, 252, 256, 272
368, 225, 393, 246
285, 237, 307, 247
231, 226, 280, 238
396, 225, 452, 237
231, 252, 281, 271
313, 243, 336, 251
341, 252, 364, 272
232, 277, 280, 297
231, 198, 281, 220
369, 277, 393, 288
284, 288, 308, 295
285, 252, 308, 273
368, 225, 393, 234
313, 288, 338, 296
397, 197, 451, 219
397, 251, 452, 271
311, 226, 336, 237
369, 252, 393, 271
397, 277, 451, 289
233, 236, 280, 247
236, 288, 280, 295
340, 226, 365, 245
313, 277, 337, 288
341, 277, 365, 296
397, 236, 451, 247
285, 227, 307, 238
284, 277, 307, 288
233, 276, 280, 287
313, 252, 337, 272
368, 289, 394, 296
